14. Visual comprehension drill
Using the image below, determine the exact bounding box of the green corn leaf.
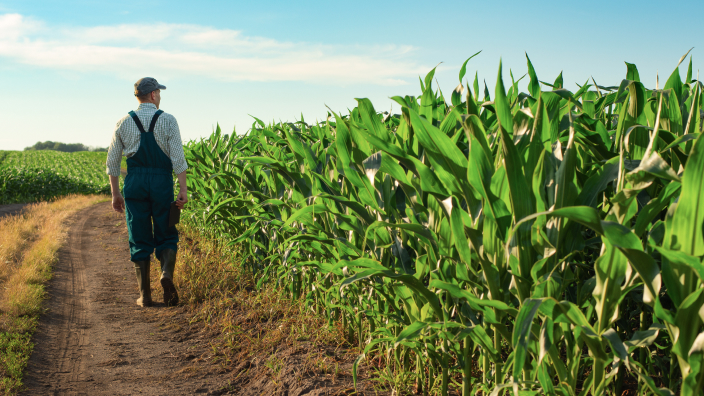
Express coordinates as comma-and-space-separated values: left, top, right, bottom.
494, 60, 514, 135
668, 133, 704, 255
526, 53, 540, 99
451, 83, 464, 108
553, 71, 563, 89
661, 134, 699, 152
512, 299, 543, 379
359, 121, 449, 197
602, 328, 628, 362
626, 151, 680, 184
538, 318, 554, 365
453, 325, 500, 362
544, 299, 606, 360
473, 72, 480, 101
672, 289, 704, 382
282, 204, 327, 227
430, 280, 516, 315
331, 111, 379, 208
664, 61, 684, 105
364, 221, 438, 253
408, 108, 477, 206
654, 247, 702, 308
499, 125, 535, 300
634, 181, 681, 236
537, 362, 557, 395
357, 98, 390, 142
341, 268, 443, 318
317, 194, 375, 224
459, 50, 482, 83
424, 65, 438, 91
625, 62, 641, 82
625, 324, 666, 352
450, 205, 472, 268
575, 159, 619, 208
593, 240, 628, 332
683, 78, 700, 136
394, 321, 428, 346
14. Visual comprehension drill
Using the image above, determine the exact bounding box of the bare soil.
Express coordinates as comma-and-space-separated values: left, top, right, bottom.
21, 202, 375, 395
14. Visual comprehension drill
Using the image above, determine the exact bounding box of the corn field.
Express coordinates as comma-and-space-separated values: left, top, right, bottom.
0, 150, 117, 204
183, 50, 704, 395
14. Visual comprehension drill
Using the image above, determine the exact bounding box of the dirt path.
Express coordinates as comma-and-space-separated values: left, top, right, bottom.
22, 202, 224, 395
22, 201, 374, 396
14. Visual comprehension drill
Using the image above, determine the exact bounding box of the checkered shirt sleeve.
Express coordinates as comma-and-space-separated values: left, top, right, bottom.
106, 119, 125, 177
106, 103, 188, 177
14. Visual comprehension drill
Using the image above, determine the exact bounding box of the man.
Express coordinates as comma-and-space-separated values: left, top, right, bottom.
106, 77, 188, 307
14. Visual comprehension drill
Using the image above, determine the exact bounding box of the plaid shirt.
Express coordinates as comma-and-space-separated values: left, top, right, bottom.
106, 103, 188, 177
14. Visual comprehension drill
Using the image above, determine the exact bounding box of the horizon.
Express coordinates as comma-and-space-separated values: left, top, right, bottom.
1, 0, 702, 151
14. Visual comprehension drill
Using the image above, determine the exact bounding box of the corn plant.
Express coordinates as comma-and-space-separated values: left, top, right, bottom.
184, 50, 704, 395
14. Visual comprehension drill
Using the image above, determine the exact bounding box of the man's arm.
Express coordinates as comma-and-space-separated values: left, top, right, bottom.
106, 120, 125, 178
110, 175, 125, 213
175, 170, 188, 209
166, 115, 188, 209
107, 120, 125, 213
166, 116, 188, 175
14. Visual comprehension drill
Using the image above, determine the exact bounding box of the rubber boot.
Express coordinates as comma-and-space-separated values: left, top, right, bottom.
159, 249, 179, 307
133, 260, 152, 307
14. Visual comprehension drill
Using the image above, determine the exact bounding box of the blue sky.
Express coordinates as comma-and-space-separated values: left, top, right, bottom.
1, 0, 702, 150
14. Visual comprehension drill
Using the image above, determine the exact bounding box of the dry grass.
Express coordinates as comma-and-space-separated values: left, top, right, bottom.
0, 194, 106, 394
171, 222, 352, 371
0, 210, 41, 282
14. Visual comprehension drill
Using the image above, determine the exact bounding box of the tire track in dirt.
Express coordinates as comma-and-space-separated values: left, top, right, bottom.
55, 209, 89, 383
22, 202, 224, 395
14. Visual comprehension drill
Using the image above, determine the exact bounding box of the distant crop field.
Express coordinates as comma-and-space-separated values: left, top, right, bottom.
0, 150, 119, 204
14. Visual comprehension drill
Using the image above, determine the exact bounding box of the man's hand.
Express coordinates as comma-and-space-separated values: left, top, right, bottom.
109, 175, 124, 213
175, 170, 188, 209
176, 189, 188, 209
112, 193, 125, 213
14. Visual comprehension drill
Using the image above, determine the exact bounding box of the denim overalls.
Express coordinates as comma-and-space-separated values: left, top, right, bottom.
123, 109, 179, 262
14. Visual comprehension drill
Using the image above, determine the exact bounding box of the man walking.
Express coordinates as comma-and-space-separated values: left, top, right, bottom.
106, 77, 188, 307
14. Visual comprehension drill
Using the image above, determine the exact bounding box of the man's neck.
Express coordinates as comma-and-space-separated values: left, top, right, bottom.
137, 101, 158, 109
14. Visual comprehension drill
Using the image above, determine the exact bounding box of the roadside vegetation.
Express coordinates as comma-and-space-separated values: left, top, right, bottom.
0, 150, 123, 204
166, 221, 366, 393
182, 50, 704, 395
0, 195, 105, 394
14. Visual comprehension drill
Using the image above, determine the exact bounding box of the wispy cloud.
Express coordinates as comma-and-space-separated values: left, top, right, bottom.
0, 13, 424, 85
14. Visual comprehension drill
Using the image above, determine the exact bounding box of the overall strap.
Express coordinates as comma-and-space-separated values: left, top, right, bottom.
148, 110, 164, 133
128, 109, 164, 134
128, 111, 147, 134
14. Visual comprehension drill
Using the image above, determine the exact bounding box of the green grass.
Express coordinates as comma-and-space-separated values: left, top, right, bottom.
0, 332, 33, 394
182, 50, 704, 395
0, 150, 120, 204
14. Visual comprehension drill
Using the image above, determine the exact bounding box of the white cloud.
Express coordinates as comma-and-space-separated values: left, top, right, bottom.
0, 13, 424, 85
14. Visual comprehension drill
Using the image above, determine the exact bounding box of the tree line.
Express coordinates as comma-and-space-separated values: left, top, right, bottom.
24, 141, 107, 152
